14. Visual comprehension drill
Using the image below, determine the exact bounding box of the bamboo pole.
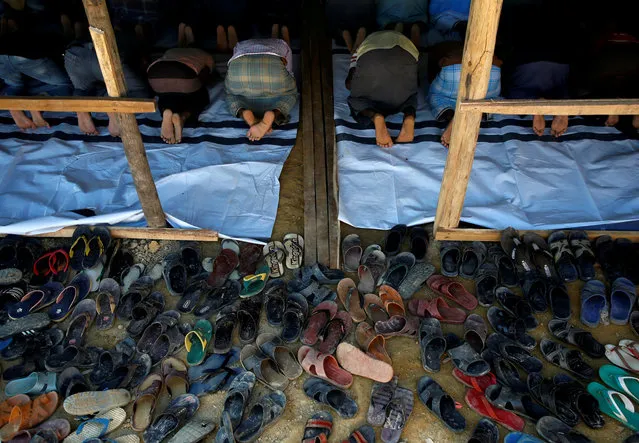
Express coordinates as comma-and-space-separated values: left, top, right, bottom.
0, 97, 156, 113
460, 98, 639, 115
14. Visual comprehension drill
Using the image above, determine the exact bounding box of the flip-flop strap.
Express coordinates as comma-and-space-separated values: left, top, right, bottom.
469, 376, 483, 392
185, 330, 206, 353
615, 347, 637, 371
305, 419, 332, 432
349, 430, 370, 443
69, 235, 87, 257
77, 417, 111, 437
621, 344, 639, 360
479, 394, 500, 421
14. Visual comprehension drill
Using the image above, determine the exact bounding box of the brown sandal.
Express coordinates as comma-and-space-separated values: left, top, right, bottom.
363, 293, 389, 323
337, 278, 366, 323
162, 357, 189, 398
0, 395, 30, 428
379, 285, 405, 317
132, 374, 163, 432
356, 322, 392, 365
0, 392, 58, 440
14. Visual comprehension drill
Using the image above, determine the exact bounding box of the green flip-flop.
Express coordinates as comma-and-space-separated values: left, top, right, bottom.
240, 265, 270, 298
600, 364, 639, 403
185, 319, 213, 366
587, 381, 639, 431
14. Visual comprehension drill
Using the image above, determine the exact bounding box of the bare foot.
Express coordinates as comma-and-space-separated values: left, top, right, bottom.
342, 30, 353, 53
178, 22, 186, 48
373, 114, 393, 148
216, 25, 228, 52
532, 115, 546, 136
107, 113, 121, 137
410, 23, 421, 48
227, 26, 238, 50
10, 111, 36, 130
353, 27, 366, 53
242, 109, 257, 127
161, 109, 175, 144
605, 115, 619, 127
441, 120, 453, 148
172, 112, 187, 143
271, 24, 280, 39
247, 111, 275, 141
633, 115, 639, 129
281, 25, 290, 46
551, 115, 568, 137
396, 115, 415, 143
31, 111, 49, 128
185, 25, 195, 46
394, 23, 404, 33
77, 112, 98, 135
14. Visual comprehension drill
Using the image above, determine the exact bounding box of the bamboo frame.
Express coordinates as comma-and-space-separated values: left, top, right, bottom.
433, 0, 639, 241
0, 97, 156, 113
436, 228, 639, 242
1, 227, 218, 241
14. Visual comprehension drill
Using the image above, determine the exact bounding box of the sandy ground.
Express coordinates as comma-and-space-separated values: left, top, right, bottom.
2, 136, 637, 443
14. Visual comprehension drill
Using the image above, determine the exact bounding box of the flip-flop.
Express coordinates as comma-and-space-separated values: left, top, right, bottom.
459, 241, 487, 279
469, 418, 499, 443
131, 374, 163, 432
256, 333, 302, 380
341, 234, 362, 273
336, 342, 393, 383
222, 371, 256, 429
239, 243, 263, 276
418, 376, 465, 432
283, 234, 304, 270
185, 319, 213, 366
475, 262, 498, 306
194, 280, 240, 318
166, 419, 216, 443
363, 293, 389, 323
0, 395, 30, 429
301, 301, 337, 346
397, 262, 435, 299
427, 275, 477, 310
356, 322, 392, 365
336, 278, 366, 322
187, 348, 240, 381
94, 278, 120, 330
318, 311, 352, 355
7, 282, 62, 320
548, 319, 604, 358
207, 249, 239, 288
379, 285, 405, 317
241, 344, 289, 391
234, 391, 286, 443
610, 277, 636, 325
47, 273, 91, 322
297, 345, 353, 389
548, 231, 578, 282
264, 241, 286, 278
303, 377, 358, 418
419, 318, 446, 372
5, 372, 57, 397
607, 341, 639, 373
143, 394, 199, 443
587, 382, 639, 431
63, 389, 131, 416
163, 357, 189, 397
580, 279, 607, 327
302, 411, 333, 443
239, 265, 270, 298
541, 339, 594, 379
569, 230, 596, 281
381, 386, 414, 443
452, 369, 497, 393
367, 377, 398, 426
374, 314, 419, 338
188, 368, 240, 396
64, 408, 126, 443
484, 384, 551, 421
465, 388, 524, 432
383, 225, 407, 257
69, 226, 90, 271
65, 299, 97, 347
440, 241, 461, 277
536, 416, 592, 443
408, 297, 466, 324
600, 364, 639, 403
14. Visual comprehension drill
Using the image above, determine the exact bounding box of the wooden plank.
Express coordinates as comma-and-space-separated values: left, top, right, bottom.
2, 227, 218, 241
435, 228, 639, 242
433, 0, 503, 233
83, 0, 166, 229
0, 96, 156, 113
460, 98, 639, 115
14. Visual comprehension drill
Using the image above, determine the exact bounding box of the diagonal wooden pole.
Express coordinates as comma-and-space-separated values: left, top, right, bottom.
81, 0, 166, 228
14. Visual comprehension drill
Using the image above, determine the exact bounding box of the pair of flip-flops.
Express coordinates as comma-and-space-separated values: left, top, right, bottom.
264, 234, 304, 278
590, 364, 639, 431
69, 225, 111, 271
368, 377, 414, 443
548, 230, 596, 282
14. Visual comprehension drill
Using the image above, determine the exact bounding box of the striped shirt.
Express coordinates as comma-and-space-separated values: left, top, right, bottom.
229, 39, 293, 74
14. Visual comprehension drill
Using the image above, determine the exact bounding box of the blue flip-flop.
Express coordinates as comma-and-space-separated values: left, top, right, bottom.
588, 382, 639, 431
504, 432, 543, 443
610, 277, 636, 325
580, 280, 607, 327
600, 364, 639, 403
189, 367, 242, 396
187, 347, 240, 381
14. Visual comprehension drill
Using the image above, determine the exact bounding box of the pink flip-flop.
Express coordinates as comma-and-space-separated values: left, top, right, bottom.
408, 298, 467, 324
298, 346, 353, 389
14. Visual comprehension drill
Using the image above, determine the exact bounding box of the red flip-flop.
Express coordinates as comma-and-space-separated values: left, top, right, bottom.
452, 369, 497, 393
465, 389, 525, 432
407, 298, 466, 324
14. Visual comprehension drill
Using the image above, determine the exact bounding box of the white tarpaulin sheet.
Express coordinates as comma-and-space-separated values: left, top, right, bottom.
333, 51, 639, 230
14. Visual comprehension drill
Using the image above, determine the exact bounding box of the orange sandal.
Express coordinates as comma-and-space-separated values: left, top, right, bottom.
356, 322, 392, 365
379, 285, 405, 317
1, 392, 59, 440
0, 395, 30, 428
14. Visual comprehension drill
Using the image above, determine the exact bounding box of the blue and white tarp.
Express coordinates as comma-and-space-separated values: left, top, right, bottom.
334, 51, 639, 231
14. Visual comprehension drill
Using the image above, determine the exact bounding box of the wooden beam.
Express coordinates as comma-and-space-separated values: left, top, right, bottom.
2, 227, 218, 241
460, 98, 639, 115
0, 96, 156, 113
435, 228, 639, 242
83, 0, 166, 229
433, 0, 503, 233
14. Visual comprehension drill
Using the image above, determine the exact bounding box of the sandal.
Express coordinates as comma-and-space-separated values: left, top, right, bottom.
263, 241, 286, 278
448, 342, 490, 377
185, 319, 212, 366
303, 377, 357, 418
496, 287, 537, 330
131, 374, 163, 432
194, 280, 240, 317
611, 277, 636, 325
283, 234, 304, 270
527, 372, 579, 426
569, 230, 596, 281
214, 305, 238, 354
606, 342, 639, 373
162, 253, 188, 296
452, 369, 497, 393
143, 394, 199, 443
281, 292, 308, 343
239, 265, 270, 298
187, 348, 240, 382
409, 226, 429, 262
297, 345, 352, 389
356, 322, 392, 365
536, 416, 593, 443
188, 368, 240, 396
379, 285, 405, 317
379, 253, 415, 289
382, 386, 414, 443
485, 384, 550, 421
256, 333, 302, 380
95, 278, 120, 330
0, 392, 59, 440
418, 318, 446, 373
383, 225, 407, 257
440, 241, 461, 277
548, 231, 578, 282
341, 234, 362, 273
587, 382, 639, 431
363, 293, 389, 323
241, 344, 289, 391
580, 280, 607, 327
367, 377, 397, 426
336, 342, 393, 383
600, 364, 639, 403
548, 319, 605, 359
162, 357, 189, 397
464, 314, 487, 353
418, 376, 465, 433
239, 243, 262, 275
238, 294, 263, 344
460, 241, 487, 279
264, 279, 287, 326
408, 297, 466, 324
465, 388, 524, 432
63, 407, 126, 443
302, 411, 332, 443
222, 371, 256, 429
397, 262, 435, 299
540, 339, 595, 379
208, 249, 238, 288
345, 426, 376, 443
166, 418, 215, 443
318, 311, 352, 355
475, 262, 499, 306
375, 314, 419, 338
336, 278, 366, 322
357, 248, 386, 294
7, 283, 61, 320
5, 372, 57, 397
301, 301, 338, 346
234, 391, 286, 443
427, 275, 478, 310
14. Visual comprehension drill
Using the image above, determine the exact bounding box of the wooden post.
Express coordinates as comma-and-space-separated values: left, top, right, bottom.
82, 0, 166, 229
433, 0, 504, 234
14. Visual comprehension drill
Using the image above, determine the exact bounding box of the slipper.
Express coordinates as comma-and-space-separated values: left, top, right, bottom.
600, 364, 639, 403
283, 234, 304, 270
318, 311, 352, 355
465, 388, 524, 432
178, 278, 208, 314
606, 343, 639, 373
239, 243, 263, 276
341, 234, 362, 273
188, 368, 240, 396
346, 426, 376, 443
460, 241, 487, 279
397, 262, 435, 299
47, 273, 91, 322
162, 357, 189, 397
469, 418, 499, 443
166, 419, 215, 443
418, 376, 464, 432
127, 292, 165, 338
448, 342, 490, 377
409, 227, 429, 262
7, 282, 61, 320
301, 301, 337, 346
94, 278, 120, 330
487, 244, 517, 287
408, 297, 466, 324
264, 241, 286, 278
179, 242, 202, 277
541, 339, 595, 379
552, 373, 605, 430
63, 389, 131, 416
375, 314, 419, 338
69, 226, 91, 271
185, 319, 213, 366
0, 312, 50, 339
367, 377, 398, 426
611, 277, 636, 325
452, 369, 497, 393
82, 227, 110, 270
487, 307, 535, 350
0, 395, 30, 428
487, 336, 542, 374
536, 416, 592, 443
240, 265, 270, 298
208, 249, 239, 288
17, 418, 71, 442
222, 371, 256, 429
496, 287, 537, 330
383, 224, 407, 257
569, 230, 596, 281
379, 285, 405, 317
504, 433, 544, 443
337, 278, 366, 322
238, 294, 263, 344
241, 344, 289, 391
336, 342, 393, 382
549, 283, 571, 320
427, 275, 478, 310
363, 293, 389, 323
548, 319, 604, 358
548, 231, 578, 282
484, 384, 551, 421
297, 345, 352, 389
162, 253, 187, 296
292, 280, 337, 307
358, 249, 386, 294
264, 279, 287, 326
0, 392, 59, 440
194, 280, 240, 317
440, 241, 461, 277
464, 314, 487, 353
523, 232, 559, 281
234, 391, 286, 443
214, 305, 238, 354
5, 372, 57, 397
587, 382, 639, 431
581, 280, 607, 327
143, 394, 199, 443
214, 411, 235, 443
118, 276, 153, 321
379, 253, 415, 289
281, 292, 308, 343
256, 333, 302, 380
475, 263, 499, 306
419, 318, 446, 372
62, 407, 126, 443
187, 348, 240, 381
357, 322, 392, 365
382, 386, 414, 443
65, 299, 97, 347
302, 411, 332, 443
137, 311, 180, 355
522, 278, 548, 313
527, 373, 579, 426
303, 377, 358, 418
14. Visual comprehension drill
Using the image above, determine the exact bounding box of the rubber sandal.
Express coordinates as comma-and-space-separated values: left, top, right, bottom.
475, 262, 499, 306
188, 368, 240, 396
65, 299, 97, 347
18, 418, 71, 442
167, 418, 215, 443
487, 307, 535, 349
341, 234, 362, 273
357, 322, 392, 365
295, 263, 344, 286
297, 345, 353, 389
302, 411, 332, 443
600, 364, 639, 403
239, 265, 269, 298
409, 227, 429, 262
237, 294, 262, 345
0, 395, 30, 429
522, 277, 548, 313
178, 242, 201, 277
580, 279, 607, 327
440, 241, 461, 277
131, 374, 162, 432
47, 273, 91, 322
118, 276, 153, 321
611, 277, 636, 325
464, 314, 487, 353
336, 342, 393, 383
496, 287, 537, 330
56, 367, 89, 398
214, 305, 238, 354
487, 244, 517, 287
549, 283, 571, 320
281, 292, 308, 343
264, 241, 286, 278
548, 319, 604, 358
448, 342, 490, 377
536, 416, 592, 443
469, 418, 499, 443
549, 375, 601, 429
94, 278, 120, 330
587, 381, 639, 431
504, 431, 544, 443
427, 275, 478, 310
127, 292, 165, 338
465, 388, 524, 432
187, 347, 240, 381
606, 342, 639, 373
363, 293, 388, 323
234, 391, 286, 443
345, 425, 376, 443
163, 357, 189, 397
214, 411, 235, 443
358, 249, 386, 294
0, 392, 58, 440
397, 262, 435, 299
177, 278, 208, 314
460, 241, 487, 279
541, 339, 595, 379
194, 280, 240, 318
418, 318, 445, 372
418, 376, 464, 432
62, 407, 126, 443
337, 278, 366, 322
548, 230, 579, 282
137, 311, 180, 355
486, 334, 542, 373
162, 253, 187, 296
264, 279, 287, 326
241, 344, 289, 391
222, 371, 256, 429
485, 384, 550, 421
527, 372, 579, 426
283, 233, 304, 270
379, 253, 415, 289
207, 249, 238, 288
5, 372, 57, 397
44, 345, 98, 373
368, 377, 398, 426
379, 285, 405, 317
374, 314, 419, 338
303, 377, 358, 418
452, 369, 497, 393
69, 226, 90, 271
143, 394, 199, 443
237, 243, 262, 276
522, 232, 558, 280
256, 333, 302, 380
301, 301, 337, 346
382, 386, 414, 443
569, 230, 596, 281
383, 224, 407, 257
408, 297, 466, 324
63, 389, 130, 416
319, 311, 352, 355
8, 282, 61, 320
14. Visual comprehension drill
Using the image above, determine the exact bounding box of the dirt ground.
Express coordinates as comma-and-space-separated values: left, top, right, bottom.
3, 137, 637, 442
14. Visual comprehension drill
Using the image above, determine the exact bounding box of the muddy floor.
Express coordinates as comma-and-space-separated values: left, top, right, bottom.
4, 137, 637, 443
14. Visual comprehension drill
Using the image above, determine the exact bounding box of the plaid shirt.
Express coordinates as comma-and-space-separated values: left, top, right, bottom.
428, 64, 501, 119
229, 39, 293, 74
